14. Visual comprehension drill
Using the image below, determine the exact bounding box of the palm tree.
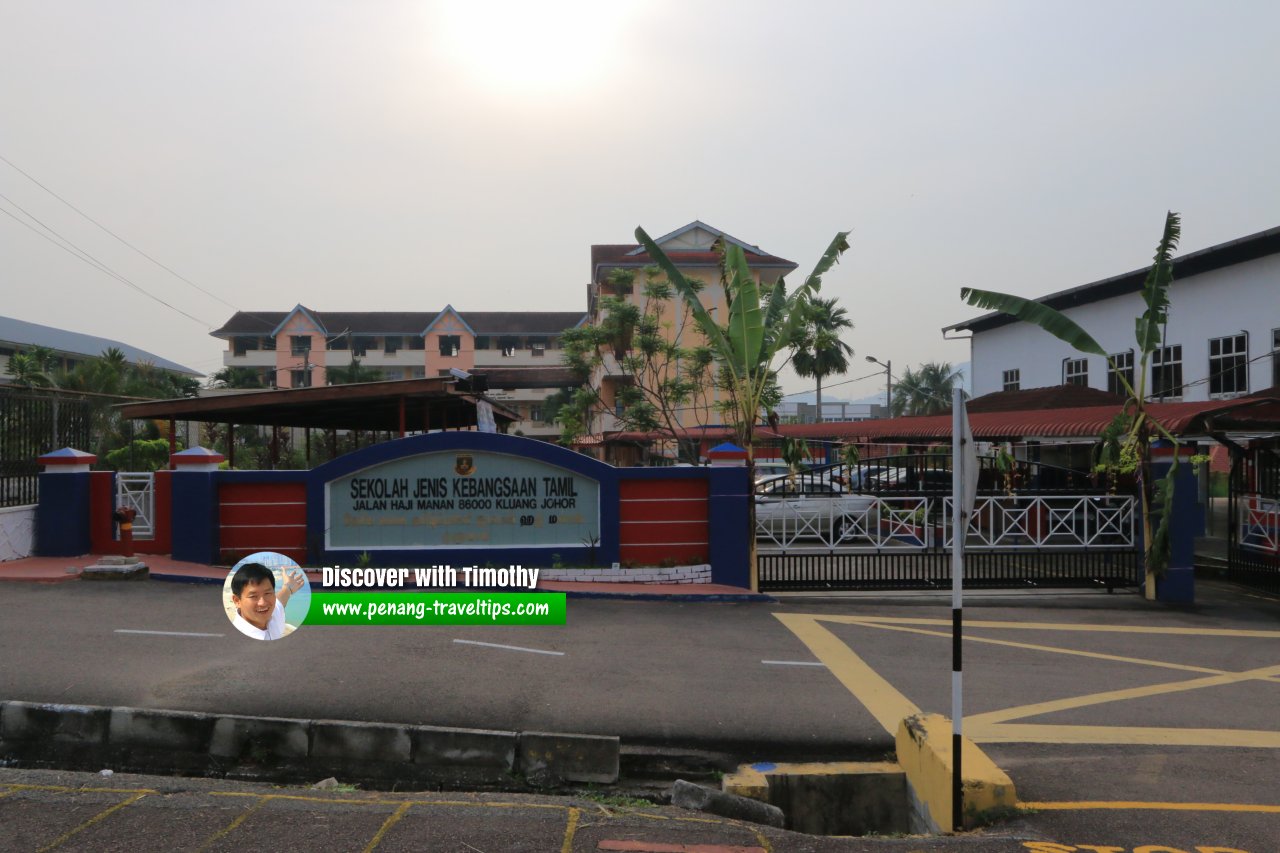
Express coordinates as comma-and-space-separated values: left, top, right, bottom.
7, 353, 55, 388
207, 366, 268, 389
891, 362, 964, 416
791, 296, 854, 421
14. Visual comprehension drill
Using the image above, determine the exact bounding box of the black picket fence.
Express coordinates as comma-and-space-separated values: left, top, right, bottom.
0, 388, 92, 507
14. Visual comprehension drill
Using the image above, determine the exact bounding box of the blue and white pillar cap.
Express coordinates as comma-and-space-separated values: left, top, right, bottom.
708, 442, 748, 466
171, 446, 225, 472
38, 447, 97, 473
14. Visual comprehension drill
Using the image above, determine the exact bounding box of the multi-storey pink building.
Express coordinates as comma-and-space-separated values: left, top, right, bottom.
211, 306, 586, 437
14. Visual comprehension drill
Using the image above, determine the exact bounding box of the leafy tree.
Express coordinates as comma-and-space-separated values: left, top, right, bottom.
7, 353, 53, 388
890, 362, 965, 416
791, 296, 854, 418
559, 265, 717, 460
961, 211, 1181, 596
207, 366, 268, 389
326, 359, 384, 385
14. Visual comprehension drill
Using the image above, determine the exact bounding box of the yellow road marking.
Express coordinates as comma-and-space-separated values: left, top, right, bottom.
198, 795, 269, 852
777, 612, 1280, 748
1023, 800, 1280, 813
968, 664, 1280, 726
36, 791, 148, 852
773, 612, 920, 733
813, 614, 1280, 638
842, 618, 1280, 682
363, 801, 411, 853
560, 806, 579, 853
1, 785, 156, 794
209, 791, 566, 810
753, 829, 774, 852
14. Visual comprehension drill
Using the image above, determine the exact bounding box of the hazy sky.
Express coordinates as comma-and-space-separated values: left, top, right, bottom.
3, 1, 1277, 400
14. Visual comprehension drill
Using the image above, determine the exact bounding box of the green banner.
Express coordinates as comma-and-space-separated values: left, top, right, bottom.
309, 592, 566, 626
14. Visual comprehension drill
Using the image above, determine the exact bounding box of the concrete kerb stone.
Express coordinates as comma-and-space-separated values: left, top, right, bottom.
310, 720, 412, 764
210, 714, 311, 762
411, 725, 517, 782
0, 700, 620, 790
518, 731, 620, 786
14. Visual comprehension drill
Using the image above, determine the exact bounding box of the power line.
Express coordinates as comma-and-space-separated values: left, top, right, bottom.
0, 199, 212, 328
0, 152, 240, 312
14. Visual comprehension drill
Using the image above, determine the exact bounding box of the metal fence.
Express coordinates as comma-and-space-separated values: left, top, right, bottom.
0, 388, 93, 508
756, 456, 1143, 592
1228, 442, 1280, 593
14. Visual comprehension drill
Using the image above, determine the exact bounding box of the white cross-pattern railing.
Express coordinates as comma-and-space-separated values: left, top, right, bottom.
942, 494, 1136, 549
1239, 495, 1280, 554
116, 472, 155, 540
755, 496, 932, 550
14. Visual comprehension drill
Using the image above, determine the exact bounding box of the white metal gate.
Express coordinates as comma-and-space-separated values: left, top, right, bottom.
116, 473, 155, 540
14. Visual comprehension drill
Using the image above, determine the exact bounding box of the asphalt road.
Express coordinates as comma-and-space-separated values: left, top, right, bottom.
1, 578, 1278, 851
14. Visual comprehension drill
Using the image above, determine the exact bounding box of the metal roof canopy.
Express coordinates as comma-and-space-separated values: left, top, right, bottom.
114, 377, 520, 432
596, 393, 1280, 445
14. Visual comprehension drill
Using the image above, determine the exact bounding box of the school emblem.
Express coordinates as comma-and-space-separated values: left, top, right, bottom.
454, 454, 475, 477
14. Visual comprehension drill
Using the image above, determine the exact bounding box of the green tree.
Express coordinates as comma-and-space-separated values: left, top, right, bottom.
961, 211, 1181, 596
207, 366, 268, 389
8, 346, 59, 388
890, 362, 964, 416
326, 359, 384, 385
559, 265, 716, 460
791, 296, 854, 420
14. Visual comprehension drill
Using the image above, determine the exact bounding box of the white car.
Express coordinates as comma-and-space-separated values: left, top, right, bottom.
755, 474, 877, 544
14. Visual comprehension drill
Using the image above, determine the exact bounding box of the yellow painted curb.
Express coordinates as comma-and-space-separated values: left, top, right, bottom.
895, 713, 1016, 831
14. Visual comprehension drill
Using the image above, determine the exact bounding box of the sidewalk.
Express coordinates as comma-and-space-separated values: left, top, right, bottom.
0, 553, 769, 601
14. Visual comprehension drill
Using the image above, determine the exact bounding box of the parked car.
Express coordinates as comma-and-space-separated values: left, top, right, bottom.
755, 473, 877, 542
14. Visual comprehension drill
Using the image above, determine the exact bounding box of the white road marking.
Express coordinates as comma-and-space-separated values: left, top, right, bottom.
453, 639, 565, 656
762, 659, 827, 667
114, 629, 225, 638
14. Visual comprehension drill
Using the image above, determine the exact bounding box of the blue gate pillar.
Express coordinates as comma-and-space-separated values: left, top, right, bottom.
708, 464, 752, 590
35, 448, 96, 557
1151, 446, 1200, 604
170, 448, 224, 565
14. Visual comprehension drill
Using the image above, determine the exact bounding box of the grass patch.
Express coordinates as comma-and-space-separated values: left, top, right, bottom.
580, 791, 656, 809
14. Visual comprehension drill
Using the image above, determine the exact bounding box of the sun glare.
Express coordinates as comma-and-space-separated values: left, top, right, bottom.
432, 0, 635, 95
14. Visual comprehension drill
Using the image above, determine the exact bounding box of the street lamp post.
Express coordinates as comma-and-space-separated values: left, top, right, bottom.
866, 355, 892, 414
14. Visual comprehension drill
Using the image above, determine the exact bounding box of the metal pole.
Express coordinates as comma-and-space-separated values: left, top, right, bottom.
950, 386, 964, 831
887, 360, 893, 413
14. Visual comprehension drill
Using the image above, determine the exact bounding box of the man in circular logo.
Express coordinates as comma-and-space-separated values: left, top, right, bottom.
228, 561, 305, 640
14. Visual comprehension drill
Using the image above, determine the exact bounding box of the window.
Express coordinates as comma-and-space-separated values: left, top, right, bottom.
439, 335, 460, 357
1152, 344, 1183, 399
327, 334, 348, 351
1063, 357, 1088, 387
232, 336, 258, 357
261, 336, 275, 350
1273, 328, 1280, 389
384, 336, 402, 355
290, 335, 311, 357
408, 336, 425, 351
530, 405, 544, 423
1108, 350, 1134, 396
531, 341, 546, 357
352, 336, 375, 357
474, 336, 490, 351
290, 368, 311, 388
1002, 369, 1020, 392
1209, 333, 1248, 397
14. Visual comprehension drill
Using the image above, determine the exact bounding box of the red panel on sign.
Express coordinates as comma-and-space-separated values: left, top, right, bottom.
221, 482, 306, 505
619, 543, 708, 564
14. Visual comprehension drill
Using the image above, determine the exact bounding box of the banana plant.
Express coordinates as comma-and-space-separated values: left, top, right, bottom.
635, 227, 850, 456
636, 226, 850, 590
961, 211, 1182, 597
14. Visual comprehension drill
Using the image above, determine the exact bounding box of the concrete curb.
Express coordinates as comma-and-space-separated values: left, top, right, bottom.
0, 700, 618, 789
894, 713, 1016, 832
